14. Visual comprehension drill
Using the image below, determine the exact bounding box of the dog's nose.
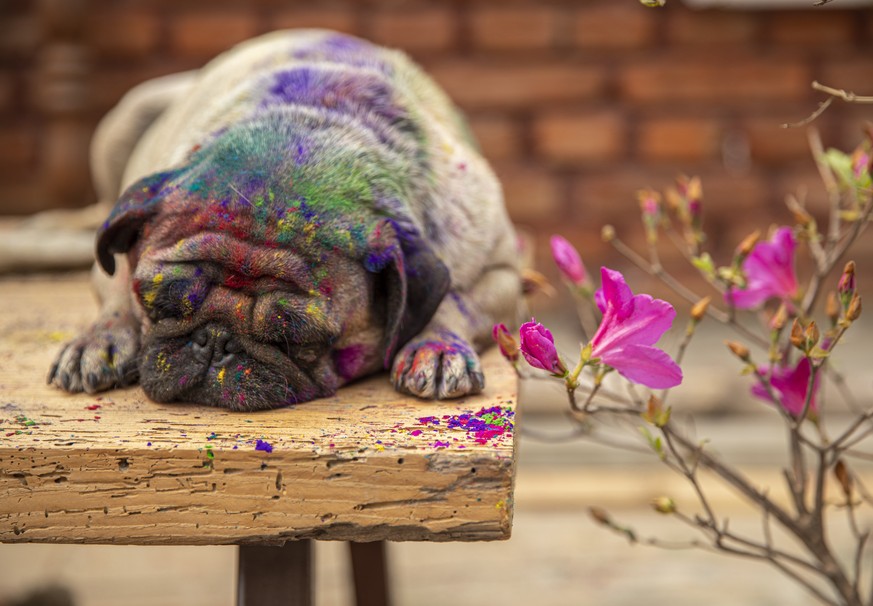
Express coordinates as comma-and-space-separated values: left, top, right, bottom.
192, 325, 243, 366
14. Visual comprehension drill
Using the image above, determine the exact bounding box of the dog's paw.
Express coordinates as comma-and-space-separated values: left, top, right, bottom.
391, 331, 484, 399
48, 314, 140, 394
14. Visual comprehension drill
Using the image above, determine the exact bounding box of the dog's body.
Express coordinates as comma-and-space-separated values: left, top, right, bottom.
50, 30, 521, 411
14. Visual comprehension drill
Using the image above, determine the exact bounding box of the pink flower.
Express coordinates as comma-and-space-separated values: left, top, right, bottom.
550, 235, 588, 286
589, 267, 682, 389
726, 227, 798, 309
751, 358, 819, 419
519, 319, 566, 374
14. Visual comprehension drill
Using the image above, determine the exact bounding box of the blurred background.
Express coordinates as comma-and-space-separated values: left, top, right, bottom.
1, 0, 873, 604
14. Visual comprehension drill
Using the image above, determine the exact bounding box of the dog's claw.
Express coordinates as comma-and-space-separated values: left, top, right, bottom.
391, 332, 484, 400
49, 314, 140, 395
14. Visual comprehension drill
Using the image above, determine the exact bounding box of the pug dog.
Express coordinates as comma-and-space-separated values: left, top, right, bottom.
48, 30, 522, 411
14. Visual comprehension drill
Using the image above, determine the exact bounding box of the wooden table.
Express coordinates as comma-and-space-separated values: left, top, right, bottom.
0, 274, 518, 605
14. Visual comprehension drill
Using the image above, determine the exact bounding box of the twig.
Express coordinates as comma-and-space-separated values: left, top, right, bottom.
812, 81, 873, 104
782, 96, 834, 129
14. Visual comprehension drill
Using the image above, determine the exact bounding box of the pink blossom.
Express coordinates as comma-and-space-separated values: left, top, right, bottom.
589, 267, 682, 389
519, 320, 566, 375
751, 358, 819, 419
726, 227, 798, 309
550, 235, 588, 286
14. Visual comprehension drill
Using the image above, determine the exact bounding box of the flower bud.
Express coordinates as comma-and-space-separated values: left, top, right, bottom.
638, 189, 662, 244
791, 205, 815, 229
519, 319, 567, 375
651, 496, 676, 514
847, 293, 862, 322
521, 269, 557, 298
684, 176, 703, 229
839, 260, 856, 308
804, 320, 820, 348
736, 230, 761, 258
790, 318, 806, 350
826, 292, 840, 326
589, 506, 612, 526
726, 340, 750, 361
492, 323, 519, 362
638, 189, 661, 219
690, 296, 711, 322
550, 235, 588, 287
834, 459, 853, 498
769, 304, 789, 332
601, 225, 616, 243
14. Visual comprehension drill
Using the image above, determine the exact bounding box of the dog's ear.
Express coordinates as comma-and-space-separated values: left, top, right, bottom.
96, 171, 176, 275
365, 220, 450, 366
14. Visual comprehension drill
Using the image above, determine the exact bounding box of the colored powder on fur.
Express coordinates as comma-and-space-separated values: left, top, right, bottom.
255, 439, 273, 453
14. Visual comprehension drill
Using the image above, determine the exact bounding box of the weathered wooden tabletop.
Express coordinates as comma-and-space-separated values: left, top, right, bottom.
0, 274, 517, 545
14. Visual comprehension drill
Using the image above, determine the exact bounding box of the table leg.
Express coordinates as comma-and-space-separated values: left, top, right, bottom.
237, 540, 312, 606
348, 541, 391, 606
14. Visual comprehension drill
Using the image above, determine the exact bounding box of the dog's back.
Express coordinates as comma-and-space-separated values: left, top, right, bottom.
125, 30, 515, 291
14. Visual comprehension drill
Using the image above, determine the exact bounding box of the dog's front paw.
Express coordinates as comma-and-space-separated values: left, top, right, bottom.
49, 313, 140, 394
391, 331, 484, 399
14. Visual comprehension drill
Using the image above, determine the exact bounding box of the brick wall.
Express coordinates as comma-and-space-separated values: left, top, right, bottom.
1, 0, 872, 291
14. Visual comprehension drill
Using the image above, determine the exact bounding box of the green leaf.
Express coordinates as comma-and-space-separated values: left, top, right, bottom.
808, 346, 830, 359
825, 148, 855, 188
692, 253, 715, 278
639, 426, 666, 460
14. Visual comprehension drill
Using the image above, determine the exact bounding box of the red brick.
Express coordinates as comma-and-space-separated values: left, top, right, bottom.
637, 117, 723, 164
768, 12, 855, 47
666, 9, 759, 47
0, 125, 36, 174
270, 8, 357, 35
571, 169, 674, 226
620, 57, 810, 105
743, 116, 822, 165
820, 59, 873, 93
468, 114, 523, 161
88, 10, 161, 59
0, 75, 13, 113
571, 168, 770, 235
572, 4, 657, 50
533, 110, 626, 165
691, 172, 773, 252
368, 8, 456, 53
0, 181, 44, 215
0, 14, 39, 59
90, 63, 199, 113
469, 6, 557, 51
836, 105, 873, 151
429, 62, 606, 110
168, 11, 260, 59
775, 168, 830, 214
492, 164, 564, 224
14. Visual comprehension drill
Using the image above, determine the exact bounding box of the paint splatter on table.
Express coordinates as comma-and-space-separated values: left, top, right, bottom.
0, 275, 518, 544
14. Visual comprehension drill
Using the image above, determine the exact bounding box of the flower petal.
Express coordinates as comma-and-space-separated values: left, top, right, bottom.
725, 284, 773, 309
599, 267, 634, 317
732, 227, 798, 308
601, 343, 683, 389
591, 293, 676, 354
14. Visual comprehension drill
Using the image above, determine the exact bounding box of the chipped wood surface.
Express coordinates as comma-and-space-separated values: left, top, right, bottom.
0, 275, 517, 545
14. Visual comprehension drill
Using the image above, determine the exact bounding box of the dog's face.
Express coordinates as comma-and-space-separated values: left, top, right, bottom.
97, 118, 449, 410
